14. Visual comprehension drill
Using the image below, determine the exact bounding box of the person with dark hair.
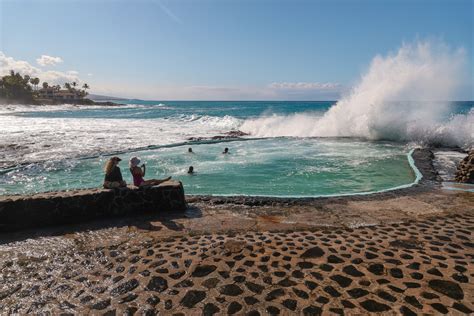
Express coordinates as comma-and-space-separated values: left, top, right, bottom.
187, 166, 194, 174
222, 147, 229, 154
103, 156, 127, 188
188, 147, 193, 153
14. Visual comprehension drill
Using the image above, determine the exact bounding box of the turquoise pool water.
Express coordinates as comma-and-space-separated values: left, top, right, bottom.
1, 138, 416, 197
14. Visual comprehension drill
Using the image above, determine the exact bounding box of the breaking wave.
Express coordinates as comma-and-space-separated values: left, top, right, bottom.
241, 40, 473, 149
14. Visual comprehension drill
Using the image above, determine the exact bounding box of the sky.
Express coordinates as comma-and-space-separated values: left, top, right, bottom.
0, 0, 472, 100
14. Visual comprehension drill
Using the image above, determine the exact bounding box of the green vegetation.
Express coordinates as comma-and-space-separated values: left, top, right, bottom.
0, 70, 90, 104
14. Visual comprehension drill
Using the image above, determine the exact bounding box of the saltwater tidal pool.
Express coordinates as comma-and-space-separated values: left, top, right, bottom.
1, 138, 416, 197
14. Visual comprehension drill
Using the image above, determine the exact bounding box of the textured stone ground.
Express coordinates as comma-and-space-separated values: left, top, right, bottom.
1, 211, 473, 315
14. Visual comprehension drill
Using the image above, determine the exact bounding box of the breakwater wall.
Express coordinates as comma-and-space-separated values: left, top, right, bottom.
0, 181, 186, 232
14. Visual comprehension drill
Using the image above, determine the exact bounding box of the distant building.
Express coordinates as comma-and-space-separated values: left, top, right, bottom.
38, 87, 84, 102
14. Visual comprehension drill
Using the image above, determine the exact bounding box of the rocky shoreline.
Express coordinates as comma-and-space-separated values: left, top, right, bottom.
0, 147, 473, 315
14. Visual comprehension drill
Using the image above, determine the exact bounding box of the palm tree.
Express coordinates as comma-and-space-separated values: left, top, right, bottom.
42, 82, 49, 89
30, 77, 40, 91
72, 81, 77, 89
64, 82, 71, 90
82, 83, 89, 90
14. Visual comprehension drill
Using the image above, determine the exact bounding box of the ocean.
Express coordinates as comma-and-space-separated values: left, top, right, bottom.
0, 100, 472, 196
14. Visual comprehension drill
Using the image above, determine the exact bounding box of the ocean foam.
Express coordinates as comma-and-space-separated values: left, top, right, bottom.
240, 41, 473, 149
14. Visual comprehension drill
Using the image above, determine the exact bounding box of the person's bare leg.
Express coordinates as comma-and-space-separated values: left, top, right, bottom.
140, 177, 172, 186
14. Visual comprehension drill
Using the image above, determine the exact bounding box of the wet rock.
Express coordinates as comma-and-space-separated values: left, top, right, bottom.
360, 299, 391, 312
343, 265, 364, 277
180, 290, 206, 308
428, 279, 464, 300
203, 303, 220, 316
244, 296, 259, 305
91, 298, 111, 310
146, 295, 160, 306
367, 263, 384, 275
146, 276, 168, 292
282, 299, 297, 311
455, 151, 474, 183
301, 246, 324, 258
277, 278, 297, 287
348, 288, 369, 298
265, 288, 285, 301
110, 279, 139, 296
330, 274, 352, 288
227, 301, 243, 314
202, 277, 220, 289
220, 284, 243, 296
431, 303, 449, 314
266, 306, 280, 315
302, 305, 322, 315
192, 265, 217, 277
245, 281, 264, 294
327, 255, 344, 263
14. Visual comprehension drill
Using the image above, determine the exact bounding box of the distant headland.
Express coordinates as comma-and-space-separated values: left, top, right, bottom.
0, 70, 120, 106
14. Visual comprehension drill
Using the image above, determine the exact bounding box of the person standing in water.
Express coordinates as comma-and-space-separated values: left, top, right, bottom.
188, 147, 193, 153
129, 156, 171, 187
222, 147, 229, 154
187, 166, 194, 174
103, 156, 127, 188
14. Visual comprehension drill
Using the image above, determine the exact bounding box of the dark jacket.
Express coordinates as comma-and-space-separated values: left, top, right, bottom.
104, 166, 123, 182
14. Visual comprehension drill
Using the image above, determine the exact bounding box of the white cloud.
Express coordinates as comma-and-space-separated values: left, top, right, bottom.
0, 51, 81, 85
269, 82, 341, 90
36, 54, 63, 67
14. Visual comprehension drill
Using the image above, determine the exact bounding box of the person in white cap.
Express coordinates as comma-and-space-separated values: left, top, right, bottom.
129, 156, 171, 187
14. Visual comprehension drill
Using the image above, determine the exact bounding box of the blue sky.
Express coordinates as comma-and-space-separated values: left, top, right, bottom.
0, 0, 472, 100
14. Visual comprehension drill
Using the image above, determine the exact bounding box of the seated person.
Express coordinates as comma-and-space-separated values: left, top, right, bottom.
103, 156, 127, 188
129, 156, 171, 187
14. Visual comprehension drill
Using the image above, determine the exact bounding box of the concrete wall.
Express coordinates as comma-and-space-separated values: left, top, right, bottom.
0, 181, 187, 232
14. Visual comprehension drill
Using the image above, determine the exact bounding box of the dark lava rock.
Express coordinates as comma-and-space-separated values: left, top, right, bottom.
110, 279, 139, 296
245, 281, 264, 294
451, 273, 468, 283
302, 305, 322, 316
180, 290, 206, 308
343, 265, 365, 277
298, 262, 314, 269
293, 288, 309, 299
119, 293, 138, 303
175, 279, 194, 288
453, 302, 473, 314
330, 274, 352, 288
455, 150, 474, 183
203, 303, 220, 316
146, 295, 160, 306
348, 288, 369, 298
390, 268, 404, 279
91, 298, 111, 310
427, 268, 443, 277
400, 306, 417, 316
327, 255, 344, 263
202, 277, 220, 289
367, 263, 384, 275
305, 280, 318, 290
265, 288, 285, 301
282, 299, 297, 311
220, 284, 244, 296
316, 296, 330, 304
266, 306, 280, 315
404, 296, 422, 309
244, 296, 259, 305
146, 276, 168, 293
360, 299, 391, 312
278, 278, 297, 287
191, 265, 217, 277
301, 246, 324, 258
431, 303, 449, 314
428, 279, 464, 300
227, 301, 243, 314
323, 286, 341, 297
377, 290, 397, 302
341, 300, 356, 308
